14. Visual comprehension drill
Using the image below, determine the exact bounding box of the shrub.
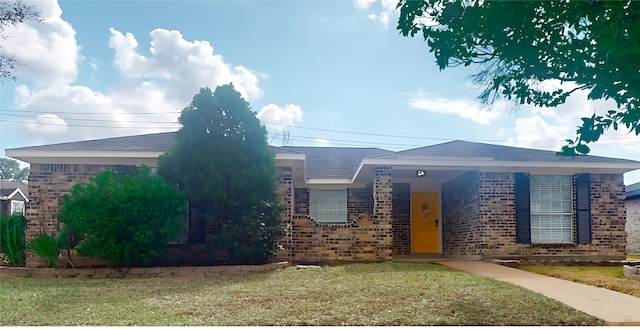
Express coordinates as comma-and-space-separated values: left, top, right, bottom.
216, 200, 285, 264
26, 226, 70, 268
0, 214, 26, 265
59, 166, 187, 267
159, 84, 284, 264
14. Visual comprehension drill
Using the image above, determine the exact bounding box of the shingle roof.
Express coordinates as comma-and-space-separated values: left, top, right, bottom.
627, 182, 640, 199
0, 180, 27, 199
7, 134, 640, 181
8, 132, 179, 152
0, 180, 27, 191
7, 131, 290, 155
372, 140, 637, 164
278, 146, 390, 179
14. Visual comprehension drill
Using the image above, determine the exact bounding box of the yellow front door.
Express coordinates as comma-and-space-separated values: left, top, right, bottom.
411, 192, 440, 253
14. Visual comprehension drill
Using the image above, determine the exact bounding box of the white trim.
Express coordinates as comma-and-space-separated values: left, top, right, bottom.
5, 188, 28, 202
7, 147, 640, 186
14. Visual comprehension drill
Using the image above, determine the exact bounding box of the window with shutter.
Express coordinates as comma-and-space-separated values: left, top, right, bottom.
530, 175, 573, 243
309, 189, 347, 223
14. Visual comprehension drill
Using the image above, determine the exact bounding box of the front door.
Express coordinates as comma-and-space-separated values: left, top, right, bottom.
411, 192, 440, 253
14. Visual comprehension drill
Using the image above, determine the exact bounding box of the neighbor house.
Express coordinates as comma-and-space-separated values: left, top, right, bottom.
6, 132, 640, 266
0, 180, 28, 215
626, 182, 640, 255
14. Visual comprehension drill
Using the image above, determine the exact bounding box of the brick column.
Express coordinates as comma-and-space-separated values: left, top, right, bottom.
274, 166, 294, 262
373, 166, 393, 261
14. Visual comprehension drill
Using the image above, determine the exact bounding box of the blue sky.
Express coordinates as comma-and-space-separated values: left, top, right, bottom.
1, 0, 640, 183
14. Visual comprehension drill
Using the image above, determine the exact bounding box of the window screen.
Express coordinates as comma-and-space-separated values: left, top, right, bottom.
309, 189, 347, 223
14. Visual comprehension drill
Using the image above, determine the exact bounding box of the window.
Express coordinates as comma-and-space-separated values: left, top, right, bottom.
309, 189, 347, 223
529, 175, 573, 243
11, 200, 25, 215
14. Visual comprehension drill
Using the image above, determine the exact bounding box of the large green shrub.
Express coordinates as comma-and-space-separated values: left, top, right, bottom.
59, 166, 187, 267
0, 214, 26, 265
158, 84, 284, 264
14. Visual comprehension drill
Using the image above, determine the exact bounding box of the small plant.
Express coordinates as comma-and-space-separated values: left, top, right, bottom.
27, 227, 70, 268
0, 214, 27, 265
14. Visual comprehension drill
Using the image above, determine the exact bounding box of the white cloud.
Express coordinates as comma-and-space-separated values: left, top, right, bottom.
353, 0, 398, 29
507, 116, 570, 151
1, 0, 79, 87
257, 104, 303, 131
408, 92, 505, 125
24, 114, 67, 136
108, 28, 264, 101
354, 0, 377, 10
9, 18, 271, 146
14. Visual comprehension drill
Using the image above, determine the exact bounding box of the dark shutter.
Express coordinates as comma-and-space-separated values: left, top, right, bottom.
515, 173, 531, 244
575, 173, 591, 244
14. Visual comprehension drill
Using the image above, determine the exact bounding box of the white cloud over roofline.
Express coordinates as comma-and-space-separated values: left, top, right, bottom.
408, 92, 505, 125
8, 2, 278, 147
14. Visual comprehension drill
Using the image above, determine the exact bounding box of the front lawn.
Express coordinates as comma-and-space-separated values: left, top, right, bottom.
519, 265, 640, 298
0, 263, 599, 326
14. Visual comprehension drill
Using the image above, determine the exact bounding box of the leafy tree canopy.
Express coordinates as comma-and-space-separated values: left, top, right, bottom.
0, 0, 42, 81
0, 157, 29, 182
158, 84, 283, 264
397, 0, 640, 155
59, 166, 186, 267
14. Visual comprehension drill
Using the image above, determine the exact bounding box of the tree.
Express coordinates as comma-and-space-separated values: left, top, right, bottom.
158, 84, 284, 264
58, 166, 186, 267
397, 0, 640, 155
0, 0, 42, 81
0, 157, 29, 182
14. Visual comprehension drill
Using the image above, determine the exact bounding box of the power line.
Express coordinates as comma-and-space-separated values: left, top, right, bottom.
2, 114, 640, 149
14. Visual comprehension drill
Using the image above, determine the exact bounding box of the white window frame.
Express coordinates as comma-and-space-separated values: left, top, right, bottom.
530, 175, 573, 243
309, 189, 347, 223
11, 200, 25, 215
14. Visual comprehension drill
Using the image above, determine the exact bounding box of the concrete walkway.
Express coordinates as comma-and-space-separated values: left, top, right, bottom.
439, 261, 640, 326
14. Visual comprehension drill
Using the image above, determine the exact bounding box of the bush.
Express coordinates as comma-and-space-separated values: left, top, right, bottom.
0, 214, 26, 265
26, 227, 70, 268
159, 84, 284, 264
59, 166, 187, 267
215, 200, 284, 264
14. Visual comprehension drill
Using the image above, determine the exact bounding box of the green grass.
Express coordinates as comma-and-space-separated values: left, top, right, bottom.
0, 263, 599, 326
520, 265, 640, 298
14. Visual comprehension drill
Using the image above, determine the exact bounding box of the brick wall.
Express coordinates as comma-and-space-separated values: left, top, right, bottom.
274, 166, 294, 261
286, 167, 393, 263
392, 183, 411, 255
442, 171, 483, 257
24, 163, 141, 267
627, 198, 640, 254
442, 171, 628, 259
25, 164, 113, 241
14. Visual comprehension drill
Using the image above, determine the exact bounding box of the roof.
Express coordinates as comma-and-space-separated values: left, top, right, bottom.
372, 140, 636, 164
0, 180, 28, 201
278, 146, 389, 179
6, 132, 640, 183
9, 132, 178, 152
6, 131, 288, 155
627, 182, 640, 199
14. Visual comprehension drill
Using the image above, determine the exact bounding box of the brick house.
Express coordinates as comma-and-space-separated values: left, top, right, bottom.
6, 132, 640, 265
626, 182, 640, 255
